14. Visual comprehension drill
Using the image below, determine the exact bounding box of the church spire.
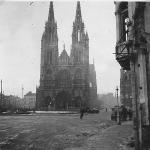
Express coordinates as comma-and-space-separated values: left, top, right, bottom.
75, 1, 82, 23
48, 1, 55, 22
41, 1, 58, 67
63, 44, 65, 50
71, 1, 89, 65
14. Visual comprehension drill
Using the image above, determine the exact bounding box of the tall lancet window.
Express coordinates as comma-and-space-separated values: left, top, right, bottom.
78, 30, 80, 42
48, 51, 52, 64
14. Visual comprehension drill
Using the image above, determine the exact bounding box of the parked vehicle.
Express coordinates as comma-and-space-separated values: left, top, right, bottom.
87, 108, 99, 113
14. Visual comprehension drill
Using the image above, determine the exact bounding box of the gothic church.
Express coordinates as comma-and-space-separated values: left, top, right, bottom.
36, 1, 97, 110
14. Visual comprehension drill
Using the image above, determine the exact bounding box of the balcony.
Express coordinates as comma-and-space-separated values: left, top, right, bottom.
115, 41, 132, 70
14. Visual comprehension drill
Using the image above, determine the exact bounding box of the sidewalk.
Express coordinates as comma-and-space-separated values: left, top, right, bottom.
83, 121, 134, 150
35, 111, 78, 114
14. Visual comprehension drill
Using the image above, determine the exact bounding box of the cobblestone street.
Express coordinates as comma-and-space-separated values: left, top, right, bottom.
0, 112, 133, 150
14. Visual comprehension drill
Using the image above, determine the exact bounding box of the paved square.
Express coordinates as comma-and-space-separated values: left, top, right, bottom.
0, 112, 133, 150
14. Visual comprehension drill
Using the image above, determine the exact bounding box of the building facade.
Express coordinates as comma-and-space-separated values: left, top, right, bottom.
36, 2, 97, 110
89, 63, 97, 107
0, 94, 21, 111
120, 68, 132, 107
115, 2, 150, 149
23, 92, 36, 110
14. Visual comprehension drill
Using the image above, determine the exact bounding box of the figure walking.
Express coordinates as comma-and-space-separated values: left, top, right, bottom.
128, 108, 133, 120
80, 107, 84, 119
121, 105, 128, 121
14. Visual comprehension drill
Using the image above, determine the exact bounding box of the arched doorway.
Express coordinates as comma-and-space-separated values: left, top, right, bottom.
73, 88, 84, 108
43, 96, 52, 111
55, 91, 71, 110
74, 96, 82, 108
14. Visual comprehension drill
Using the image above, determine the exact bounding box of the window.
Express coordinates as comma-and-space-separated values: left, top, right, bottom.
75, 69, 82, 79
78, 30, 80, 42
48, 51, 52, 64
56, 70, 71, 88
119, 2, 129, 42
74, 69, 83, 85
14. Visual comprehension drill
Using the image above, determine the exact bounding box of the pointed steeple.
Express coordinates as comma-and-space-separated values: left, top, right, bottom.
75, 1, 82, 23
48, 1, 55, 22
62, 44, 68, 56
71, 1, 89, 65
63, 44, 65, 50
44, 1, 58, 43
93, 58, 94, 65
86, 31, 89, 40
41, 1, 58, 67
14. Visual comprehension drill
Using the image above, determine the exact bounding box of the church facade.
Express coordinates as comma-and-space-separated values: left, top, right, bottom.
36, 2, 97, 110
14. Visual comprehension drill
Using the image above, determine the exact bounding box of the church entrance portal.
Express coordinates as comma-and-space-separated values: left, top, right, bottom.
74, 96, 82, 108
55, 91, 71, 110
43, 96, 52, 111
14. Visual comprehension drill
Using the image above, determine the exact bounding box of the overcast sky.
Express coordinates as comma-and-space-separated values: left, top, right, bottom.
0, 1, 121, 97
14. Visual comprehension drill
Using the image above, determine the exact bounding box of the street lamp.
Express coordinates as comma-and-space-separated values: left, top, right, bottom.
1, 80, 2, 109
116, 86, 121, 125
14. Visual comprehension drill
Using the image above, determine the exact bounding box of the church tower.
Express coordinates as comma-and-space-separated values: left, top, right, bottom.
40, 2, 58, 85
70, 1, 90, 107
70, 1, 89, 65
36, 2, 58, 110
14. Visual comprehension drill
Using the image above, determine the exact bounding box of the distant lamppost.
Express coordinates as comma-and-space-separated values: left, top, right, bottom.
116, 86, 121, 125
52, 97, 55, 109
1, 80, 2, 108
22, 85, 24, 99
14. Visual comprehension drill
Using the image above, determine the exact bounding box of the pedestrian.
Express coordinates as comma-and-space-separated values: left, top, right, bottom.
121, 105, 128, 121
80, 107, 84, 119
128, 108, 133, 120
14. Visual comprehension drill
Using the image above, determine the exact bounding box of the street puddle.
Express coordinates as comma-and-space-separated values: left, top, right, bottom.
0, 129, 8, 132
20, 129, 33, 134
0, 133, 19, 147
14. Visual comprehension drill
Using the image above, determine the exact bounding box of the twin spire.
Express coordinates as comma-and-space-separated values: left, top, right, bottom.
48, 1, 82, 23
46, 1, 88, 43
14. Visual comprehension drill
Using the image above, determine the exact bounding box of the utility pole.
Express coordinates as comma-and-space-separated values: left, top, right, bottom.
116, 86, 121, 125
22, 85, 24, 99
1, 80, 2, 109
